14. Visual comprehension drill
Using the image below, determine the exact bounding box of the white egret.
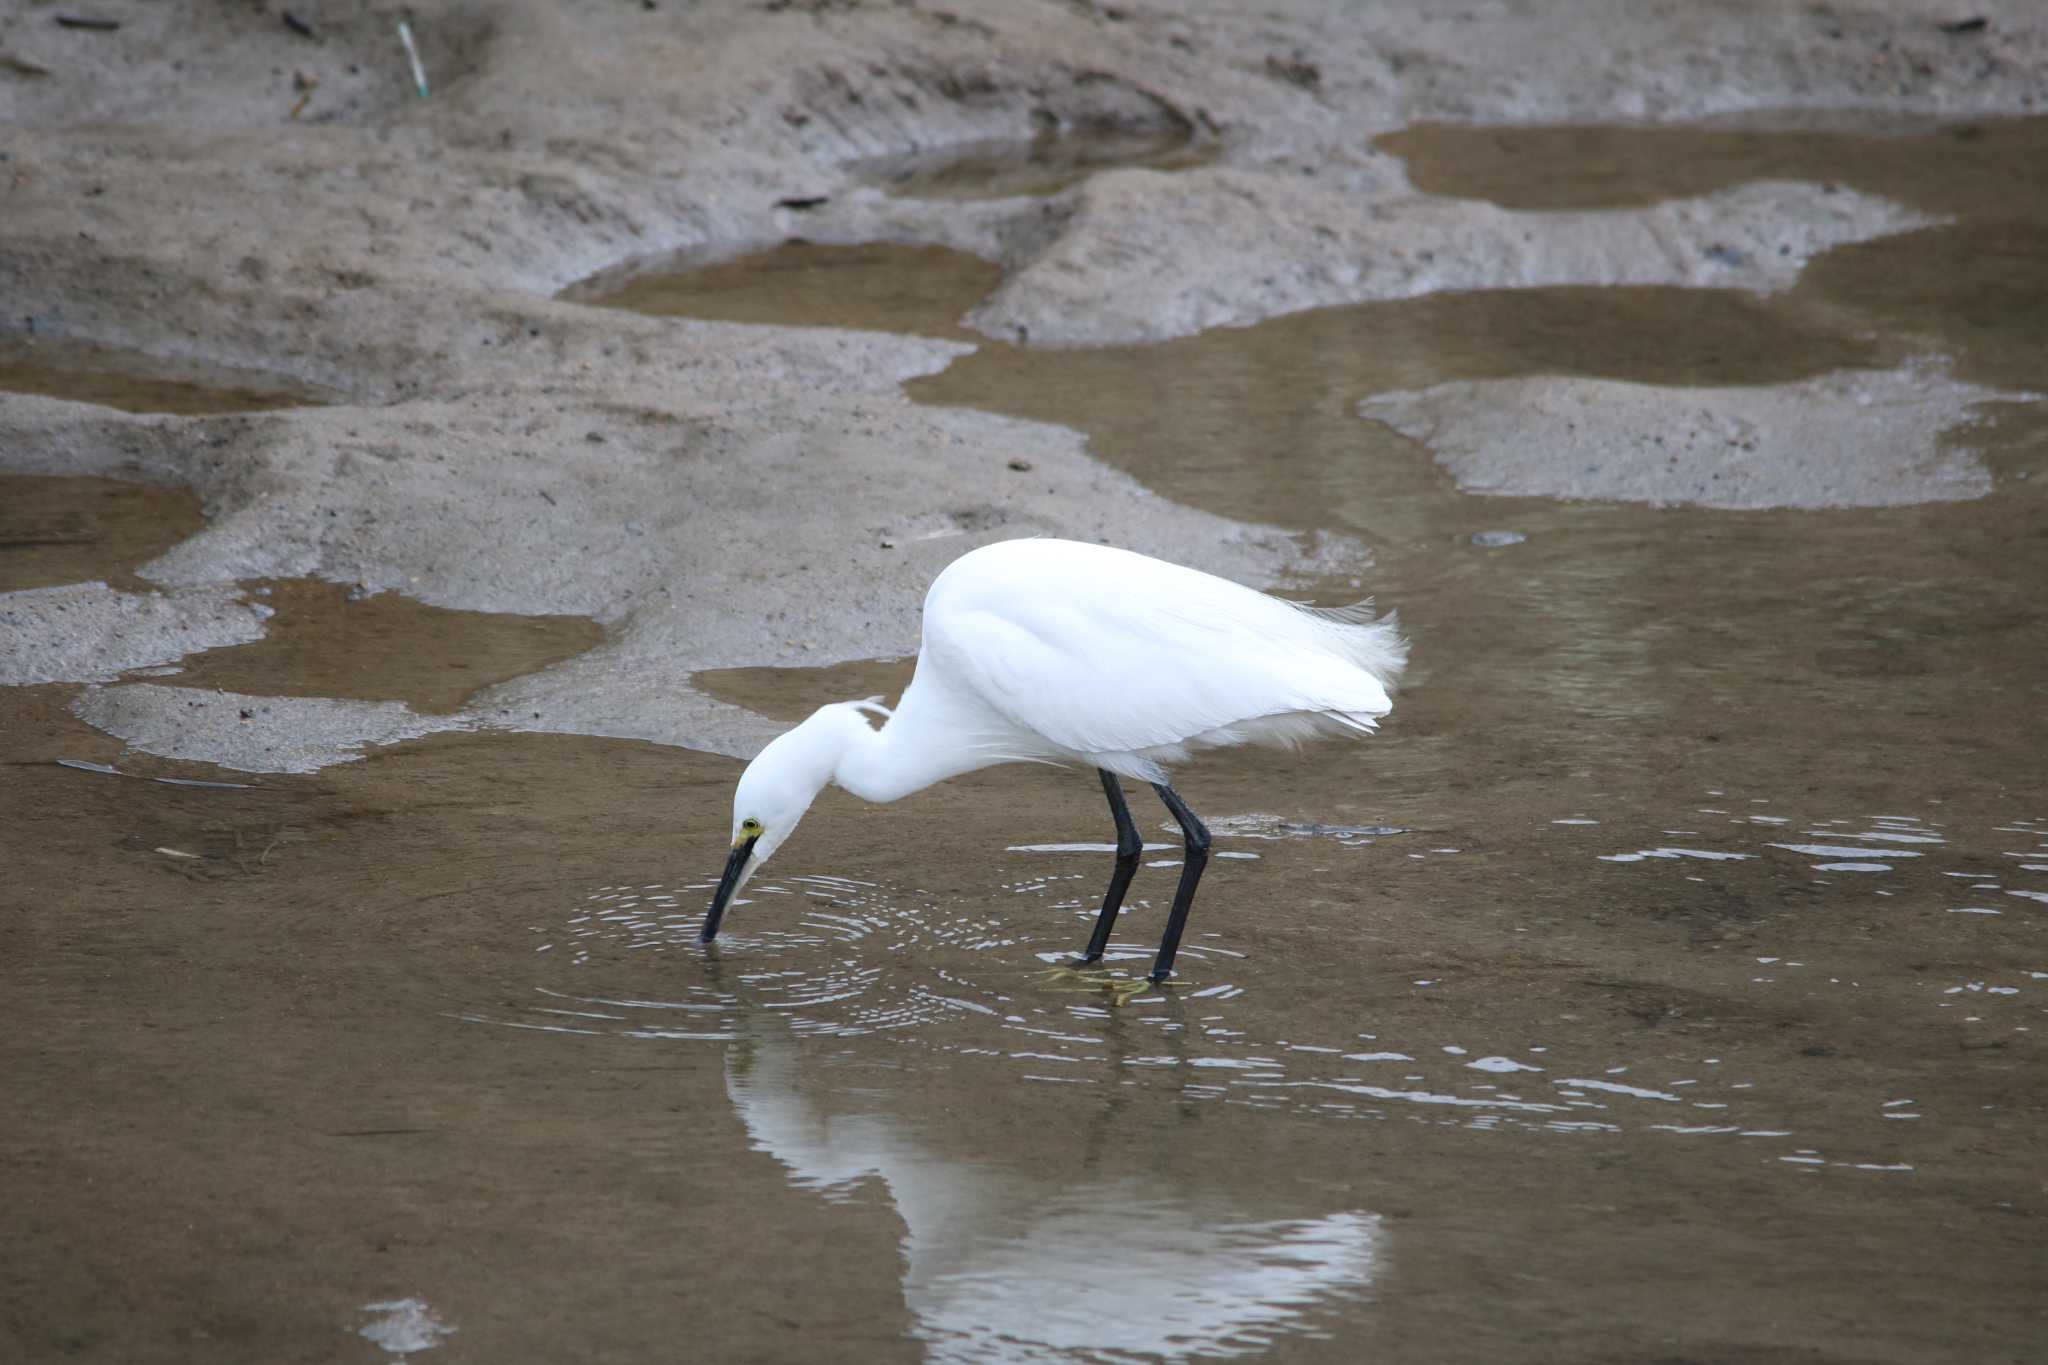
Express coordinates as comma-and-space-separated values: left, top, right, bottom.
701, 538, 1407, 981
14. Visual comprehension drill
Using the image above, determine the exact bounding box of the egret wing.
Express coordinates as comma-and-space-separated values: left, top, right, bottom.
918, 538, 1401, 768
924, 593, 1380, 759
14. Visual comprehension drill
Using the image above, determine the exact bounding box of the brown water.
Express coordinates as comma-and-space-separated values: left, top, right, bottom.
11, 122, 2048, 1363
562, 240, 1004, 343
0, 338, 325, 414
1377, 116, 2048, 394
1375, 115, 2048, 217
165, 578, 605, 715
694, 655, 915, 723
0, 474, 206, 592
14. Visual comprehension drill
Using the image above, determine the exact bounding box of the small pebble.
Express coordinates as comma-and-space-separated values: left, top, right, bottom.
1471, 530, 1527, 547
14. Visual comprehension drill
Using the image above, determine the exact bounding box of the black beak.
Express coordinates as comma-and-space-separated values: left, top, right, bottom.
700, 835, 759, 943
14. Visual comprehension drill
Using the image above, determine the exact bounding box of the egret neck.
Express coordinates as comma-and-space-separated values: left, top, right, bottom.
823, 683, 1024, 805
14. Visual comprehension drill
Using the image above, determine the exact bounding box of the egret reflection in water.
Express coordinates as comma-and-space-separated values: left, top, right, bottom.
724, 1014, 1382, 1362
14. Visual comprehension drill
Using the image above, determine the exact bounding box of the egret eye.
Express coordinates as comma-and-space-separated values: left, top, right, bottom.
741, 817, 763, 836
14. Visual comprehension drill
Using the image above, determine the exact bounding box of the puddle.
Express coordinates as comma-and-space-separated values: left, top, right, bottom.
1375, 117, 2048, 394
0, 337, 324, 414
1791, 219, 2048, 391
853, 127, 1213, 201
0, 474, 206, 593
156, 578, 604, 715
694, 656, 916, 724
1375, 115, 2048, 218
563, 240, 1004, 342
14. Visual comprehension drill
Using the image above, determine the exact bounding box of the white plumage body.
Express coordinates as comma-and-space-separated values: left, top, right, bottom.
704, 537, 1408, 973
837, 539, 1407, 798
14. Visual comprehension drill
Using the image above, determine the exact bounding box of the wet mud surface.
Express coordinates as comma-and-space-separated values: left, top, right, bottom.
853, 126, 1215, 202
11, 116, 2048, 1365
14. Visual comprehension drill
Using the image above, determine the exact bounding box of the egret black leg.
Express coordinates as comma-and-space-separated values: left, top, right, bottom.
1148, 783, 1211, 982
1079, 769, 1143, 963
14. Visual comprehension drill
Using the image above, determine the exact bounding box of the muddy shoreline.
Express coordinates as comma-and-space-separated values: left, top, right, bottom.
5, 2, 2047, 1361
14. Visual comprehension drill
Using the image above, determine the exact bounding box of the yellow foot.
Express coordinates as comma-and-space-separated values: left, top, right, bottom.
1035, 963, 1169, 1004
1036, 962, 1116, 984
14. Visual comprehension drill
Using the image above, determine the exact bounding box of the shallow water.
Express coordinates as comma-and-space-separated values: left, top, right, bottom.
0, 338, 324, 414
1374, 115, 2048, 217
0, 474, 206, 592
16, 680, 2038, 1358
163, 577, 604, 715
563, 239, 1003, 343
1376, 116, 2048, 396
11, 119, 2048, 1362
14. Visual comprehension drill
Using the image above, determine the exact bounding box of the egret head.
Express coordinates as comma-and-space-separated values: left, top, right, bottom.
700, 699, 885, 942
